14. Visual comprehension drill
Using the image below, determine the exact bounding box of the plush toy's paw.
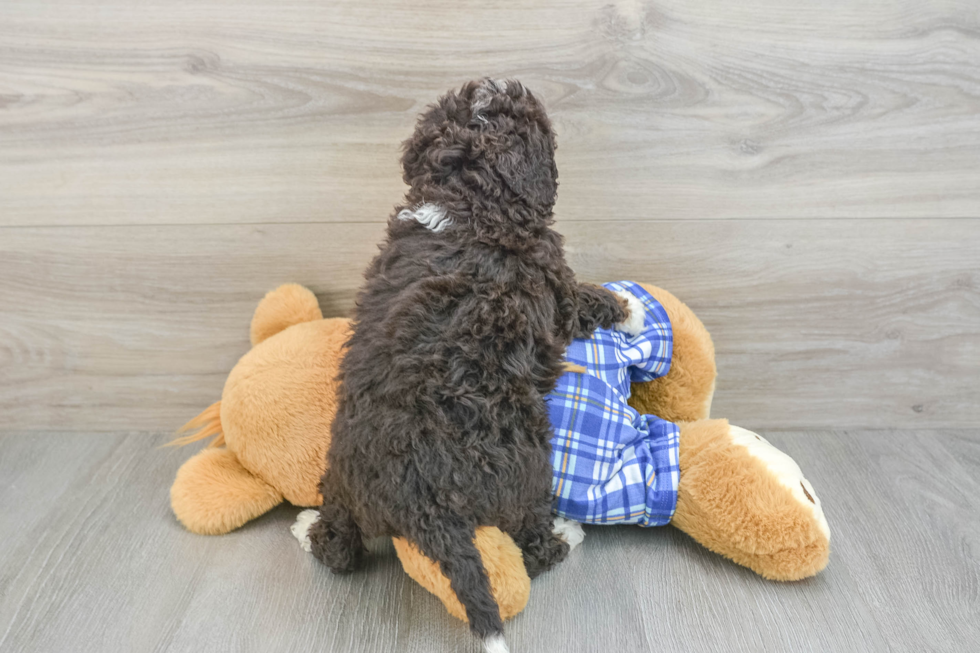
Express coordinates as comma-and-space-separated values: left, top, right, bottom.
727, 426, 830, 541
671, 419, 830, 581
291, 509, 320, 552
552, 516, 585, 551
612, 289, 645, 337
171, 447, 284, 535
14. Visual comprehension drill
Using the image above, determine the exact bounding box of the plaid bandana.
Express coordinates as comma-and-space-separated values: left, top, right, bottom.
547, 281, 680, 527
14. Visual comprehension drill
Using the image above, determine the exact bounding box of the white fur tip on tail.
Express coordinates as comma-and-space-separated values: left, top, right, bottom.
483, 634, 510, 653
613, 290, 645, 337
552, 516, 585, 551
291, 509, 320, 553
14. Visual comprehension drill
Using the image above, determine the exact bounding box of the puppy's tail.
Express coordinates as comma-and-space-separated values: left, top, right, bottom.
411, 518, 508, 652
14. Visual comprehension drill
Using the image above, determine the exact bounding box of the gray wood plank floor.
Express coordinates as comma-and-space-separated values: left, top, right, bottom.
2, 430, 977, 653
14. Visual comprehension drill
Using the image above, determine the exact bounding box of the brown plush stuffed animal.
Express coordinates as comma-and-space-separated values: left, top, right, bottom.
169, 283, 830, 621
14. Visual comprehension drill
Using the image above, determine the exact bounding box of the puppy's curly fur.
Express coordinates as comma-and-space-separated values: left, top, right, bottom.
309, 79, 628, 649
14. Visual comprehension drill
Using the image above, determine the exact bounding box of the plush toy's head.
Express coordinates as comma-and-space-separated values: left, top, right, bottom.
170, 284, 348, 534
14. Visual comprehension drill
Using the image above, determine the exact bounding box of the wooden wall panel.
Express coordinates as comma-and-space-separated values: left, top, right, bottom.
2, 0, 979, 226
1, 219, 976, 431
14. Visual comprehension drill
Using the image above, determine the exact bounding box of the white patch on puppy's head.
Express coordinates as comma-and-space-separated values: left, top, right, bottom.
397, 203, 451, 232
470, 78, 526, 118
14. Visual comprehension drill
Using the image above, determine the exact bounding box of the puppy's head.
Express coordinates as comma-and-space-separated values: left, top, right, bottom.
401, 79, 558, 221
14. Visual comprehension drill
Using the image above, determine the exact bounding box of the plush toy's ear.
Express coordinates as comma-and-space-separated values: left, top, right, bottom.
250, 284, 323, 347
171, 447, 283, 535
392, 527, 530, 622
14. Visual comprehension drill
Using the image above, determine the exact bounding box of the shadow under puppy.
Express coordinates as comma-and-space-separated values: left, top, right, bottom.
307, 79, 632, 652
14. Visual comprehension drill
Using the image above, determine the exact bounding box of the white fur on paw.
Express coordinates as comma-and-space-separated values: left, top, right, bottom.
613, 290, 645, 337
397, 203, 451, 232
728, 426, 831, 541
291, 509, 320, 553
552, 516, 585, 551
483, 634, 510, 653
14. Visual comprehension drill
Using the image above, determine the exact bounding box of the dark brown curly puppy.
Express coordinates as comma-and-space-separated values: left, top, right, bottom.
308, 79, 629, 652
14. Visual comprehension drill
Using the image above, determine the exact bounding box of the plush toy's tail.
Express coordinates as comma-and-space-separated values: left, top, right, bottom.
165, 401, 224, 448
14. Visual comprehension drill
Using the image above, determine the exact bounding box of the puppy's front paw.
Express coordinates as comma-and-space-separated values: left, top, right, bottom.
613, 290, 645, 337
291, 509, 320, 553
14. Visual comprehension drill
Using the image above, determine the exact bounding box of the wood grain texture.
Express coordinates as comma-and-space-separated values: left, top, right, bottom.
1, 0, 979, 226
1, 219, 977, 431
1, 429, 978, 653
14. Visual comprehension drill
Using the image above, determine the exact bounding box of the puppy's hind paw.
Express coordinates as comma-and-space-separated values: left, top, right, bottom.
612, 290, 645, 337
552, 516, 585, 552
291, 509, 320, 553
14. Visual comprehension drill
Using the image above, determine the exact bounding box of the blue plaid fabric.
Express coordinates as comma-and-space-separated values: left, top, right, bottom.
547, 281, 680, 527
